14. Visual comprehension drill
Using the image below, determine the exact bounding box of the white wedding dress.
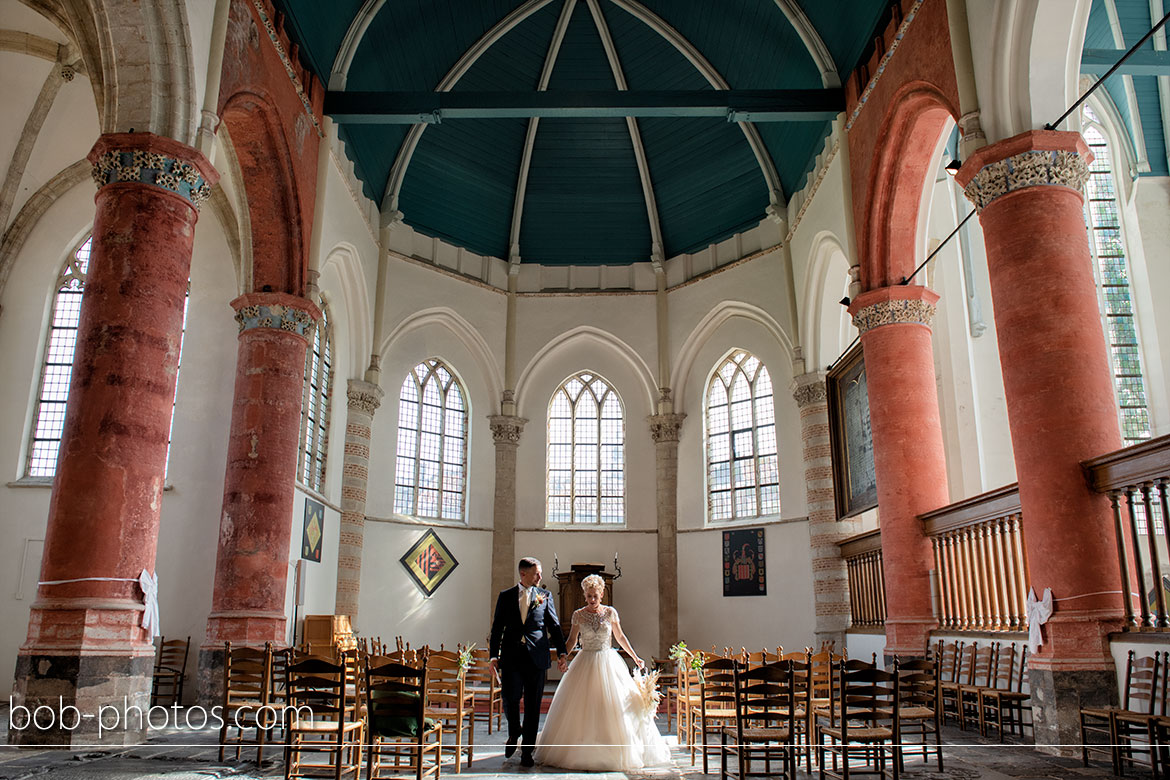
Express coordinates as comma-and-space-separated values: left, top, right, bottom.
534, 605, 672, 771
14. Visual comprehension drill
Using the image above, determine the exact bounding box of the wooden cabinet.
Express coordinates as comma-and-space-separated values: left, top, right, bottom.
553, 563, 617, 638
303, 614, 356, 652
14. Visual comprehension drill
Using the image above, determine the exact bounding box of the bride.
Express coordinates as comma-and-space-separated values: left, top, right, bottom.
533, 574, 672, 771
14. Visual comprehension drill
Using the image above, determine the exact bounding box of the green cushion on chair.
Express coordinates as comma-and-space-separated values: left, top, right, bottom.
369, 690, 435, 738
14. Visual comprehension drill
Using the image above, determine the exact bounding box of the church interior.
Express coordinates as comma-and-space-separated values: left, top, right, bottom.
2, 0, 1170, 774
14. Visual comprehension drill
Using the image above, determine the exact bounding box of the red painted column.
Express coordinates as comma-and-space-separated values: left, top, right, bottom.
848, 285, 949, 656
957, 130, 1125, 747
199, 292, 320, 696
10, 133, 216, 746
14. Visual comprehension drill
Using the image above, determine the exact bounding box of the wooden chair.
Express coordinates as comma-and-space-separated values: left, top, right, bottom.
721, 659, 798, 780
894, 657, 942, 770
1081, 650, 1160, 773
939, 641, 971, 726
218, 642, 273, 764
817, 658, 900, 780
957, 642, 995, 731
678, 651, 703, 745
462, 648, 501, 735
151, 635, 190, 707
1115, 650, 1170, 777
697, 656, 740, 773
424, 653, 474, 772
651, 657, 680, 732
366, 653, 443, 780
284, 650, 364, 780
977, 643, 1030, 740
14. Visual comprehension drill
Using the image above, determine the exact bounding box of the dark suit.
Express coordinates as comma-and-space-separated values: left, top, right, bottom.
489, 585, 567, 756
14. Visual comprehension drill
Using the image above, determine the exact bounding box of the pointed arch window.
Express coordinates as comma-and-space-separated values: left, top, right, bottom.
298, 301, 333, 492
394, 359, 468, 521
547, 372, 624, 525
26, 237, 188, 479
1082, 105, 1152, 446
706, 351, 779, 522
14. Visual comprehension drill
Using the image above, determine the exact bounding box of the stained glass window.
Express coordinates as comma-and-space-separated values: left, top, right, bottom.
706, 351, 779, 522
547, 372, 624, 524
1082, 106, 1152, 447
394, 359, 467, 521
27, 237, 187, 479
298, 302, 333, 492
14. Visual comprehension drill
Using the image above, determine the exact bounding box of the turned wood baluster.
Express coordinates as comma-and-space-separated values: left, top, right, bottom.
847, 558, 860, 626
1009, 515, 1029, 630
1126, 487, 1152, 628
933, 537, 951, 629
975, 523, 993, 631
1140, 483, 1167, 628
989, 518, 1008, 631
876, 551, 887, 624
1109, 490, 1136, 628
999, 515, 1021, 631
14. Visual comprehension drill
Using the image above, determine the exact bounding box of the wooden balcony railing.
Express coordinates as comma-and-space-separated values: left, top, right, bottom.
840, 529, 886, 628
1084, 433, 1170, 631
920, 485, 1029, 632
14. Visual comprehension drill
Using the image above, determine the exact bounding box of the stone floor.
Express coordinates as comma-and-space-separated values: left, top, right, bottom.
0, 709, 1149, 780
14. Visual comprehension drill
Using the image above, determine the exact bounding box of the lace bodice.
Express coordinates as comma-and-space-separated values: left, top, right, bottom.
573, 606, 617, 652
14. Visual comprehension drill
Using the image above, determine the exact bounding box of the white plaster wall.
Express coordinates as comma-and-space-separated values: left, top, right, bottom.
1129, 177, 1170, 437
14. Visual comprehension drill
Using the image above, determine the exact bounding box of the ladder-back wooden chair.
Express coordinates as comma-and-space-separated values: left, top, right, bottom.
975, 643, 1027, 740
895, 657, 942, 770
722, 659, 799, 780
424, 652, 475, 772
463, 648, 501, 735
219, 642, 273, 764
697, 656, 740, 773
151, 635, 190, 707
940, 641, 972, 726
651, 657, 680, 733
817, 658, 900, 780
284, 650, 364, 780
957, 642, 995, 731
366, 652, 443, 780
1114, 650, 1170, 777
1081, 650, 1160, 773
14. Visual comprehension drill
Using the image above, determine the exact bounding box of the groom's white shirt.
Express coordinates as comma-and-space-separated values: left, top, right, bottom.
518, 582, 530, 624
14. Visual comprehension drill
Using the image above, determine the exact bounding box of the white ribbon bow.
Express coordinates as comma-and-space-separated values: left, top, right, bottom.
1025, 587, 1053, 654
138, 569, 160, 640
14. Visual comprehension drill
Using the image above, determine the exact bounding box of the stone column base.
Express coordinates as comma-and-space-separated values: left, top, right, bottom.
195, 646, 227, 710
9, 653, 154, 746
1029, 667, 1118, 755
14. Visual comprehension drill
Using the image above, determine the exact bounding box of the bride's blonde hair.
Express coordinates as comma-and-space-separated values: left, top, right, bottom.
581, 574, 606, 594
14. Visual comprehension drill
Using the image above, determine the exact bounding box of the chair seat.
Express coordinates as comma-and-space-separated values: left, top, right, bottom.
820, 725, 893, 742
290, 719, 364, 734
899, 706, 936, 719
721, 726, 792, 741
1115, 711, 1159, 726
1081, 705, 1119, 718
702, 708, 737, 719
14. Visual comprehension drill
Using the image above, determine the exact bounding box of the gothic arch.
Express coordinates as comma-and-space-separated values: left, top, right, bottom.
380, 307, 503, 406
801, 231, 855, 370
672, 301, 794, 411
321, 242, 371, 376
515, 326, 656, 415
861, 82, 957, 289
220, 91, 306, 294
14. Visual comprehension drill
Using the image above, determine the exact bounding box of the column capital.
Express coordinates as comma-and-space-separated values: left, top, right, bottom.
791, 372, 828, 408
848, 285, 939, 336
489, 415, 527, 444
956, 129, 1090, 212
89, 132, 218, 211
231, 292, 322, 342
648, 413, 686, 443
346, 379, 384, 415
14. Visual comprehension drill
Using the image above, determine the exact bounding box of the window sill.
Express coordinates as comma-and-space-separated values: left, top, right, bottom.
295, 482, 340, 513
7, 478, 174, 491
683, 514, 807, 532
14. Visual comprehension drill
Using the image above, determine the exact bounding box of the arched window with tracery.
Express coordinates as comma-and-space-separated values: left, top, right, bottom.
547, 372, 624, 525
706, 351, 779, 522
394, 359, 468, 521
1082, 104, 1152, 446
298, 301, 333, 492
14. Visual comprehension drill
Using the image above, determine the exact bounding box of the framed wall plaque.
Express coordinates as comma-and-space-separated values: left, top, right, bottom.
722, 527, 766, 596
301, 498, 324, 562
827, 344, 878, 518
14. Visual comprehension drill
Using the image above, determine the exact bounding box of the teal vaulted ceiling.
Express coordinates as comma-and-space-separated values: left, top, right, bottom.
275, 0, 893, 265
1083, 0, 1170, 176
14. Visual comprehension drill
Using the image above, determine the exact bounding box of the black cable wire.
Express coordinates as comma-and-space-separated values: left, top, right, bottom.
902, 208, 977, 286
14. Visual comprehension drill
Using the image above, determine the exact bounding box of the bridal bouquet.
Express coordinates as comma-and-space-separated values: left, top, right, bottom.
630, 668, 662, 721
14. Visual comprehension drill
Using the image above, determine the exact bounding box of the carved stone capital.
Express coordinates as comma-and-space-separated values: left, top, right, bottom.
489, 415, 527, 445
791, 373, 828, 408
231, 292, 321, 341
346, 379, 384, 416
851, 297, 937, 336
88, 133, 217, 211
962, 148, 1089, 212
648, 413, 686, 443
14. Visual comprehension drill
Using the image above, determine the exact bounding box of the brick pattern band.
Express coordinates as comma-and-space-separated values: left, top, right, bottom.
92, 149, 213, 209
851, 298, 936, 335
963, 149, 1089, 212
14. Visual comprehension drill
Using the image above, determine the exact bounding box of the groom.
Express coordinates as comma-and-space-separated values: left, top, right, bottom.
489, 557, 567, 767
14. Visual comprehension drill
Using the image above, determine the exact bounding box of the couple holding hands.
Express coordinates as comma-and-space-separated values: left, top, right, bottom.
487, 557, 670, 771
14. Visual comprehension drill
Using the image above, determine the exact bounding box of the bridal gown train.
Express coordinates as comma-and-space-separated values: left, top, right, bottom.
534, 605, 672, 771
